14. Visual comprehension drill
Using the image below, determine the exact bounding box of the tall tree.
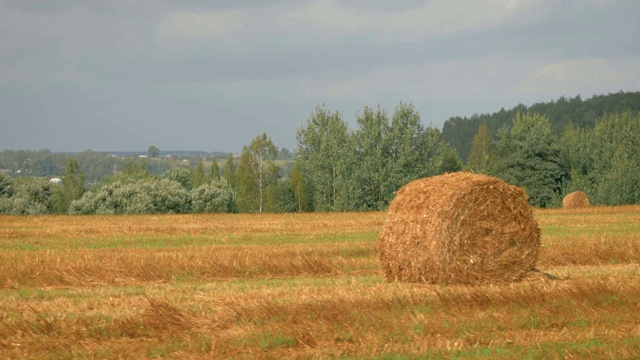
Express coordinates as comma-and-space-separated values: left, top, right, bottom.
296, 105, 353, 211
558, 122, 593, 195
289, 160, 312, 212
265, 178, 297, 213
466, 121, 495, 174
435, 142, 464, 174
591, 112, 640, 205
124, 157, 149, 178
386, 102, 431, 193
423, 126, 461, 175
222, 153, 237, 190
147, 145, 160, 158
191, 159, 206, 188
236, 133, 280, 213
495, 112, 563, 207
208, 159, 221, 182
351, 105, 391, 210
56, 158, 84, 213
278, 148, 293, 159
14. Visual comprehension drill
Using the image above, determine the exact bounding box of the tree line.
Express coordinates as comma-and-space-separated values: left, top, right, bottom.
469, 110, 640, 207
1, 92, 639, 215
442, 91, 640, 161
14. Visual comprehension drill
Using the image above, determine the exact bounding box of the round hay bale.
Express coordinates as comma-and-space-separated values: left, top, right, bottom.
377, 172, 540, 285
562, 191, 590, 209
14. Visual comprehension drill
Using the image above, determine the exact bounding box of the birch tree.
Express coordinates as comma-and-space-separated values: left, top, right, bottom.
351, 105, 391, 210
296, 105, 352, 211
236, 133, 279, 213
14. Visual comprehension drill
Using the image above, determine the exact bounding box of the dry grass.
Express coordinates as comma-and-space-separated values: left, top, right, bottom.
563, 191, 590, 209
0, 212, 382, 243
1, 207, 640, 359
378, 173, 540, 285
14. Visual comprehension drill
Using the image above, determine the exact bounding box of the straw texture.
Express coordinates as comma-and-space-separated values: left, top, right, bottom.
562, 191, 590, 209
377, 172, 540, 285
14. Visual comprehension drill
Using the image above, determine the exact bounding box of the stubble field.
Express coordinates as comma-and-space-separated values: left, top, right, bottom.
1, 206, 640, 359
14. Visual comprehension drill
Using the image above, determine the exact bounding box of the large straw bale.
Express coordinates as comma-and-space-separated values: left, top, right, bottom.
562, 191, 590, 209
377, 172, 540, 285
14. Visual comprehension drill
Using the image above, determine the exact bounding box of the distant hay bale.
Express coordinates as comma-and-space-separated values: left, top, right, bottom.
562, 191, 590, 209
377, 172, 540, 285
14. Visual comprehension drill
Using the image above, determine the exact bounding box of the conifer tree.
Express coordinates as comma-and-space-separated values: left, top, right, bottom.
191, 159, 206, 188
495, 112, 563, 207
466, 121, 495, 174
222, 153, 237, 190
208, 159, 220, 181
56, 158, 84, 213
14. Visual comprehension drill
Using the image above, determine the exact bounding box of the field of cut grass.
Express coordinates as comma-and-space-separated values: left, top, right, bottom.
1, 206, 640, 359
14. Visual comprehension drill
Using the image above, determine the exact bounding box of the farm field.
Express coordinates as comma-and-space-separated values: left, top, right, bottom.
1, 206, 640, 359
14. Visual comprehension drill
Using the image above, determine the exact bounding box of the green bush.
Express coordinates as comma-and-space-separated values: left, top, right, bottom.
163, 168, 193, 190
0, 174, 14, 197
70, 177, 191, 214
0, 177, 56, 215
190, 179, 235, 213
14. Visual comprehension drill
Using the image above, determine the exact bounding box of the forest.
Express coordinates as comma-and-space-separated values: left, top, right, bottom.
0, 91, 638, 215
442, 91, 640, 161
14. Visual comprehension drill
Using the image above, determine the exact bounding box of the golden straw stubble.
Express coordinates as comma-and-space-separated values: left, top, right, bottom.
377, 172, 541, 285
562, 191, 590, 209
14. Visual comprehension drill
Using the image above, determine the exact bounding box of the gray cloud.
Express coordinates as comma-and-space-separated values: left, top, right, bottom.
1, 0, 639, 153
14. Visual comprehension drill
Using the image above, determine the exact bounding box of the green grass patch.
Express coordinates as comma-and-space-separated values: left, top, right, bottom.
0, 231, 378, 252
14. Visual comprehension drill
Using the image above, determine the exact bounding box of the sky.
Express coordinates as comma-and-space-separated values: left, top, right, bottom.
1, 0, 639, 153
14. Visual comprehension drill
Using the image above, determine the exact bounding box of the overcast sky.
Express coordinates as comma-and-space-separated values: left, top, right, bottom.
1, 0, 638, 153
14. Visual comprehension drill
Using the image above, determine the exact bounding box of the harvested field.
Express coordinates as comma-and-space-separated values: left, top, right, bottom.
1, 206, 640, 359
